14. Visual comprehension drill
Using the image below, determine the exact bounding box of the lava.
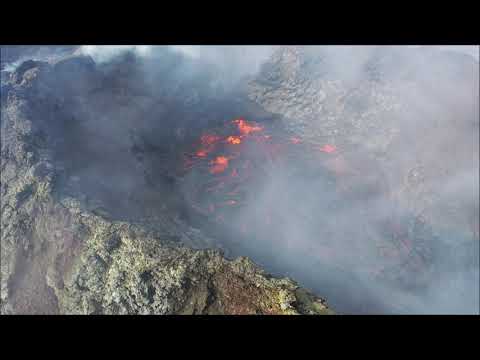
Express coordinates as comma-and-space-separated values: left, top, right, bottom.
210, 156, 230, 174
234, 119, 263, 135
187, 118, 343, 228
194, 134, 222, 159
226, 136, 242, 145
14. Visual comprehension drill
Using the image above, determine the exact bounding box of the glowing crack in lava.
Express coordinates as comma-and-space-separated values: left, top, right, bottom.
226, 136, 242, 145
210, 156, 230, 174
186, 117, 341, 182
195, 134, 222, 158
196, 149, 208, 157
186, 117, 340, 209
234, 118, 263, 135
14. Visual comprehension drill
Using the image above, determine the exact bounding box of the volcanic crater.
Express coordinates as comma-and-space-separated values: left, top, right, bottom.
1, 46, 478, 314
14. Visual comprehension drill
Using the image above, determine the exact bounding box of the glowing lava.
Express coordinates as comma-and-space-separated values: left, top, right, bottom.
234, 119, 263, 135
226, 136, 242, 145
193, 134, 222, 158
210, 156, 230, 174
187, 118, 341, 225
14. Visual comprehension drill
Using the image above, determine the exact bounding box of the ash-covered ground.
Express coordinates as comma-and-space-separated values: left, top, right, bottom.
1, 45, 478, 314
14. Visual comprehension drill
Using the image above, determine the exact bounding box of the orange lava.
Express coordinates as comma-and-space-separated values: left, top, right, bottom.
194, 134, 222, 159
234, 119, 263, 135
226, 136, 242, 145
210, 156, 230, 174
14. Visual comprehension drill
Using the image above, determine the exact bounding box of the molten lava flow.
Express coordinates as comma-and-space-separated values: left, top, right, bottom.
226, 136, 242, 145
193, 134, 222, 159
187, 119, 343, 229
210, 156, 230, 174
234, 119, 263, 135
319, 144, 336, 153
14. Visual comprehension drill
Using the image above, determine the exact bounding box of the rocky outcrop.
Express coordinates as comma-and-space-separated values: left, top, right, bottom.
0, 51, 332, 315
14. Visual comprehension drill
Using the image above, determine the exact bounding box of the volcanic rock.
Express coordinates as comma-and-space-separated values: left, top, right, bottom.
0, 50, 332, 315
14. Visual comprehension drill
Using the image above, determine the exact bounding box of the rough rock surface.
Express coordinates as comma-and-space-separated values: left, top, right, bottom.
0, 50, 332, 315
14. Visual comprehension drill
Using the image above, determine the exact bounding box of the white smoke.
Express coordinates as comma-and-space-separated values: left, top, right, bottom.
79, 45, 276, 84
79, 45, 152, 62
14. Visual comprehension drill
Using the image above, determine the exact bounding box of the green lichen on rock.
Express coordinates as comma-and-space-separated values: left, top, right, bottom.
53, 219, 332, 314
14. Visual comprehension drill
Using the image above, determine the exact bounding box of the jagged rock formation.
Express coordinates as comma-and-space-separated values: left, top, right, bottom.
0, 49, 332, 315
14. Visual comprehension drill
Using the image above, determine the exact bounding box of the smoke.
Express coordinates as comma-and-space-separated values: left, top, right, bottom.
79, 45, 277, 86
78, 45, 480, 314
175, 46, 479, 314
79, 45, 153, 62
413, 45, 479, 60
4, 45, 477, 314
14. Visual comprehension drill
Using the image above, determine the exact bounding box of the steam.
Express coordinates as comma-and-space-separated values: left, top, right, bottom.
169, 45, 276, 77
174, 46, 479, 314
4, 45, 477, 314
79, 45, 276, 86
79, 45, 153, 62
78, 45, 479, 314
